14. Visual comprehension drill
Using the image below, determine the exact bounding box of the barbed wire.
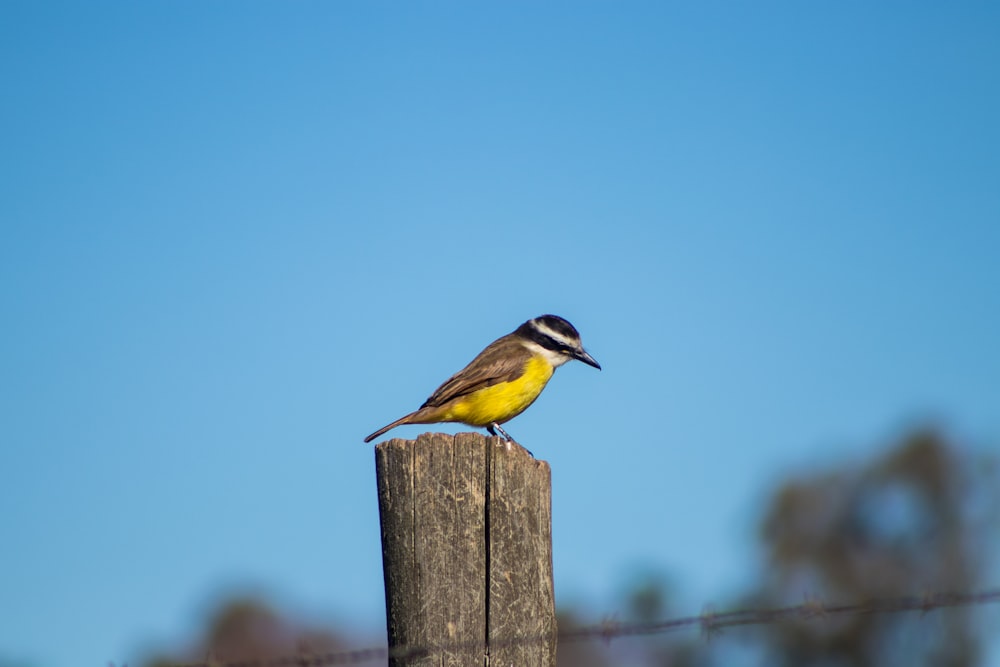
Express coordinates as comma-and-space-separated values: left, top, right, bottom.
138, 587, 999, 667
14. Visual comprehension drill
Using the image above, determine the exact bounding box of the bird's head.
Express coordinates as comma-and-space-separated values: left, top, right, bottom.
517, 314, 601, 370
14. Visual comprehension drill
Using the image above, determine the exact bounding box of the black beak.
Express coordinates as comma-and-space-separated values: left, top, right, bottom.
575, 349, 601, 370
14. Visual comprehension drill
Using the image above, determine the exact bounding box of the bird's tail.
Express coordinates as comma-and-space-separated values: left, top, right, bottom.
364, 408, 439, 443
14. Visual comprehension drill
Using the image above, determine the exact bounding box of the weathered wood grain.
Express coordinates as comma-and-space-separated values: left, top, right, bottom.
375, 432, 555, 666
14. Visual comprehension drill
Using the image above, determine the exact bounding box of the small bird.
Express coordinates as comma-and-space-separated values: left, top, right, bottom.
364, 314, 600, 444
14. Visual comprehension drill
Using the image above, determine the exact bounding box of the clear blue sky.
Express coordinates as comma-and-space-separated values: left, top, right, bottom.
2, 3, 998, 665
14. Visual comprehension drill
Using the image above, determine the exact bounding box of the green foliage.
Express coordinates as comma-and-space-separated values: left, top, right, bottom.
142, 429, 998, 667
744, 429, 998, 667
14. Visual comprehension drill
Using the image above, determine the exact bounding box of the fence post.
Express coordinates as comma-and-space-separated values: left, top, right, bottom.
375, 432, 557, 666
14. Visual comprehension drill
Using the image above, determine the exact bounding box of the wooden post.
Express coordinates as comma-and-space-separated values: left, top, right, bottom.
375, 432, 557, 666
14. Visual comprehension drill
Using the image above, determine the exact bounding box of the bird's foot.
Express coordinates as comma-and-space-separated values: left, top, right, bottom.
489, 423, 534, 457
490, 422, 514, 442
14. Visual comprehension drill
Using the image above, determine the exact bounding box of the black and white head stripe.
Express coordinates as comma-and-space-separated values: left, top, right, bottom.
517, 315, 601, 369
516, 315, 581, 353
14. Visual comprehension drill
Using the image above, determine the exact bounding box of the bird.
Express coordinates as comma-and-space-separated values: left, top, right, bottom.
364, 314, 600, 444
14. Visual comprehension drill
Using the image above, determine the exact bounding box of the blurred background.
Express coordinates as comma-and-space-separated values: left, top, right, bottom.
1, 3, 998, 666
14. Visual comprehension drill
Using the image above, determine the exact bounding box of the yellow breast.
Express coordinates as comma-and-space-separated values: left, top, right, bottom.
443, 355, 555, 426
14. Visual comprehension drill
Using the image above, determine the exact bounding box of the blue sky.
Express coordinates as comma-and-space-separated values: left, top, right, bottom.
2, 3, 998, 665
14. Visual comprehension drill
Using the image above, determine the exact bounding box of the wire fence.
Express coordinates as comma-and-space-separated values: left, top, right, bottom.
138, 587, 999, 667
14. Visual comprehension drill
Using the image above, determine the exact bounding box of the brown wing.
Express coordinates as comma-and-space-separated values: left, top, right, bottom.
420, 334, 527, 408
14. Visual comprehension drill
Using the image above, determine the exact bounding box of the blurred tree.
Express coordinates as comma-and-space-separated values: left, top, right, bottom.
618, 569, 714, 667
143, 596, 350, 667
559, 429, 997, 667
557, 569, 715, 667
555, 609, 616, 667
140, 429, 997, 667
742, 428, 998, 667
